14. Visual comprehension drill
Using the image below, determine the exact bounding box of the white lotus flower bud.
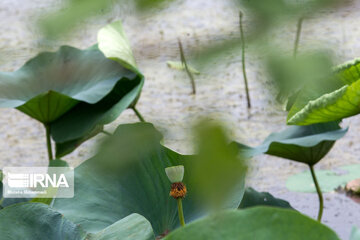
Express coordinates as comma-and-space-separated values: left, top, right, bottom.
165, 165, 184, 183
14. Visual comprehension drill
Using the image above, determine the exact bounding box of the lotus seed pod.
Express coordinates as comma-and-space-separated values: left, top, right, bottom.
170, 182, 187, 199
165, 165, 184, 183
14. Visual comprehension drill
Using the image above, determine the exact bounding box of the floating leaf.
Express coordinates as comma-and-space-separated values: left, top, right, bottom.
167, 61, 200, 75
287, 58, 360, 125
235, 122, 347, 165
0, 203, 154, 240
286, 164, 360, 193
239, 187, 294, 210
53, 123, 245, 237
350, 227, 360, 240
164, 207, 339, 240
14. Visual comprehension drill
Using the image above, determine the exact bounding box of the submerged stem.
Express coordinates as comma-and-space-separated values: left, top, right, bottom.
177, 198, 185, 226
178, 39, 196, 95
293, 17, 304, 58
309, 164, 324, 222
239, 11, 251, 109
45, 124, 53, 161
132, 107, 145, 122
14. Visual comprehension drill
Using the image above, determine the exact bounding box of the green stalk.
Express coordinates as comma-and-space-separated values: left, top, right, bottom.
177, 198, 185, 226
309, 164, 324, 222
293, 17, 304, 58
239, 11, 251, 109
45, 124, 53, 161
178, 39, 196, 95
132, 107, 145, 122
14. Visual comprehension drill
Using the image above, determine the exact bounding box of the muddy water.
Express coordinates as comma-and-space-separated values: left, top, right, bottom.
0, 0, 359, 239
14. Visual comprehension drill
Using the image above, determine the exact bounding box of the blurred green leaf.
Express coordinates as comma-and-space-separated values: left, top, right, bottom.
39, 0, 112, 39
239, 187, 294, 210
287, 58, 360, 125
191, 120, 247, 210
39, 0, 176, 39
267, 52, 334, 105
164, 207, 340, 240
53, 122, 246, 237
235, 122, 347, 166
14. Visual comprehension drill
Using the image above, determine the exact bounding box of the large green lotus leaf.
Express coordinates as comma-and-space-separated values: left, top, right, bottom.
164, 207, 340, 240
235, 122, 347, 165
53, 123, 245, 237
287, 58, 360, 125
0, 46, 132, 123
50, 21, 145, 154
0, 203, 86, 240
0, 203, 154, 240
0, 43, 144, 157
51, 76, 143, 144
239, 187, 294, 210
286, 164, 360, 193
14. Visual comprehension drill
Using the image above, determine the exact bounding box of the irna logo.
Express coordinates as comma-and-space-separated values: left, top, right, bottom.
7, 173, 69, 188
3, 167, 74, 198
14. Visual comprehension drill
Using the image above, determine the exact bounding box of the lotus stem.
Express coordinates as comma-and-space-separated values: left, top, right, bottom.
239, 11, 251, 109
309, 164, 323, 222
44, 124, 53, 161
177, 198, 186, 226
132, 107, 145, 122
178, 39, 196, 95
293, 17, 304, 58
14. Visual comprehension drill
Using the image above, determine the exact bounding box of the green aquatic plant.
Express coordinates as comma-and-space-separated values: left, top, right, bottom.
0, 21, 144, 160
0, 123, 345, 240
235, 121, 347, 221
